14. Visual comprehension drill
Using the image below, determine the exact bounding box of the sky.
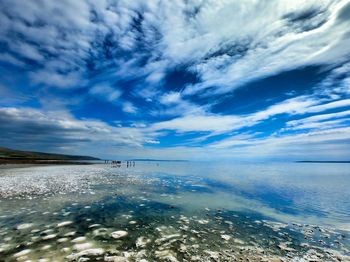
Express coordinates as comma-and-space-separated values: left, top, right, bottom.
0, 0, 350, 161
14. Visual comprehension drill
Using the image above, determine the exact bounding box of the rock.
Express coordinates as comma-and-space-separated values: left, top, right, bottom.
179, 244, 187, 253
88, 224, 101, 228
13, 249, 31, 258
57, 238, 69, 243
92, 228, 109, 237
16, 223, 34, 230
41, 245, 51, 250
197, 219, 209, 224
65, 231, 77, 237
72, 237, 87, 243
221, 235, 231, 241
155, 234, 181, 244
111, 231, 128, 239
57, 221, 73, 228
136, 237, 151, 248
155, 250, 178, 261
66, 248, 104, 260
190, 255, 201, 261
233, 238, 245, 245
104, 256, 128, 262
74, 242, 94, 251
204, 250, 219, 260
42, 234, 57, 240
278, 243, 296, 252
62, 247, 71, 253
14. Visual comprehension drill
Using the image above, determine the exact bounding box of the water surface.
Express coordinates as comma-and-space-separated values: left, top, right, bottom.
0, 162, 349, 261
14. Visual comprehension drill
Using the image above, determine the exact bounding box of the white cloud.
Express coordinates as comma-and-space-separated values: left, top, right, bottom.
287, 110, 350, 128
159, 92, 181, 105
122, 102, 137, 114
89, 84, 121, 102
2, 0, 350, 95
0, 107, 153, 150
150, 96, 325, 134
144, 139, 160, 144
1, 0, 350, 160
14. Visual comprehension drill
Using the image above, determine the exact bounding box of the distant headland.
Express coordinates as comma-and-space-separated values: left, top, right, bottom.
0, 147, 99, 165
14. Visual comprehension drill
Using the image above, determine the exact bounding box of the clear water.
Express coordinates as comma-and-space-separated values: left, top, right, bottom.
0, 162, 349, 261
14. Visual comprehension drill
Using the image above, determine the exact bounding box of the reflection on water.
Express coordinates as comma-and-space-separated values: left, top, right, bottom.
0, 162, 349, 261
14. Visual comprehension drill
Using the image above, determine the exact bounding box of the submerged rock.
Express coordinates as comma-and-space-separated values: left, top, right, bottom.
155, 250, 178, 261
65, 231, 76, 237
74, 242, 94, 251
13, 249, 31, 258
66, 248, 104, 261
57, 221, 73, 228
221, 234, 231, 241
16, 223, 34, 230
136, 236, 151, 248
72, 237, 87, 243
111, 231, 128, 239
104, 256, 128, 262
42, 234, 57, 240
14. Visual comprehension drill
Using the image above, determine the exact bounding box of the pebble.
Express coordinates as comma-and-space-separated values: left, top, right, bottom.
221, 234, 231, 241
155, 250, 179, 261
57, 221, 73, 228
66, 248, 104, 260
72, 236, 87, 243
74, 242, 94, 251
111, 230, 128, 239
136, 236, 151, 248
13, 249, 31, 258
64, 231, 76, 237
42, 234, 57, 240
16, 224, 34, 230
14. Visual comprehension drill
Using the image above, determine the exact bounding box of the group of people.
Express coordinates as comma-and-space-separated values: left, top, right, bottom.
104, 160, 135, 168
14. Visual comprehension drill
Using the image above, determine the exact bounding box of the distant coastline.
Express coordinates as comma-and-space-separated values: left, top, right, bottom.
0, 147, 99, 165
296, 160, 350, 163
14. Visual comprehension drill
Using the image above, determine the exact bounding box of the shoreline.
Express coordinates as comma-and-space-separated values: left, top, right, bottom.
0, 159, 94, 166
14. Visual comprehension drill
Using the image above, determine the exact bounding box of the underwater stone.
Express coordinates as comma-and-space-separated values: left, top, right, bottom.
66, 248, 104, 260
221, 235, 231, 241
155, 250, 178, 262
13, 249, 31, 258
42, 234, 57, 240
104, 256, 128, 262
92, 228, 108, 237
72, 237, 87, 243
136, 236, 151, 248
74, 242, 94, 251
89, 224, 101, 228
57, 237, 69, 243
65, 231, 76, 237
57, 221, 73, 228
111, 231, 128, 239
41, 245, 51, 250
16, 223, 34, 230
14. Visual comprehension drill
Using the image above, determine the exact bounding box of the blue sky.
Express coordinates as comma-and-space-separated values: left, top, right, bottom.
1, 0, 350, 160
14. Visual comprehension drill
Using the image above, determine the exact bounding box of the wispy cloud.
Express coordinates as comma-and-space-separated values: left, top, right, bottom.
1, 0, 350, 160
0, 107, 152, 150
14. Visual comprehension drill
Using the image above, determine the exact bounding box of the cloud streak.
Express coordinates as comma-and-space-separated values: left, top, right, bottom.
0, 0, 350, 160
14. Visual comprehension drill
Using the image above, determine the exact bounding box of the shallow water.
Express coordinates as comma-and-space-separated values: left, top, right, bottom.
0, 162, 349, 261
